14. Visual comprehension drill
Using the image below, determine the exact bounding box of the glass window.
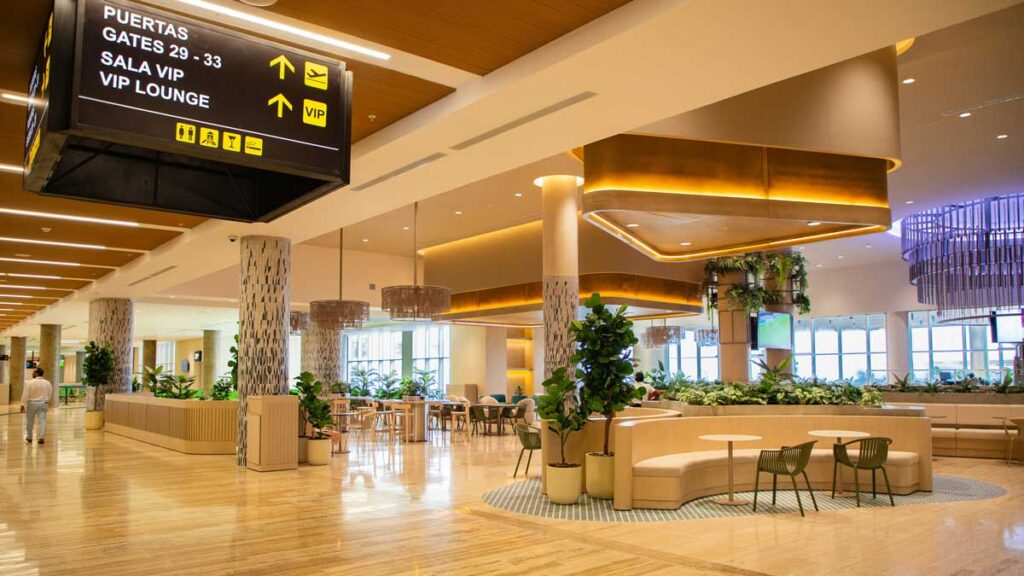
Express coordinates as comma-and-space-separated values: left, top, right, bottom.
156, 341, 175, 374
799, 314, 886, 384
344, 329, 403, 389
664, 329, 719, 381
412, 324, 450, 392
907, 310, 1014, 383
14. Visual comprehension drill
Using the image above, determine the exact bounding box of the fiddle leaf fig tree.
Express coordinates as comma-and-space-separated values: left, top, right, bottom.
537, 367, 586, 467
82, 340, 114, 411
572, 293, 644, 457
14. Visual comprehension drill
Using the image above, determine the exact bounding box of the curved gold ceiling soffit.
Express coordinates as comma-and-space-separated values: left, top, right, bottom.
895, 37, 916, 56
578, 48, 900, 263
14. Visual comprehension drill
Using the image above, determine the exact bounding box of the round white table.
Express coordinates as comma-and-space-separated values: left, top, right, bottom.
699, 434, 762, 506
808, 429, 870, 497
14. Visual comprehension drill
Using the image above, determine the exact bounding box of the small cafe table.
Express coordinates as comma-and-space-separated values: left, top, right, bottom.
698, 434, 762, 506
808, 429, 870, 497
332, 412, 359, 453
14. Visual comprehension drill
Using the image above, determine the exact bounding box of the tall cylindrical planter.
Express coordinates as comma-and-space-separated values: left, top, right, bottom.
546, 464, 583, 505
585, 453, 615, 500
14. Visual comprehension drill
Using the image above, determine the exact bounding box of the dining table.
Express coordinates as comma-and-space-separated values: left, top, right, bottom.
331, 411, 359, 453
808, 429, 870, 497
698, 434, 762, 506
472, 403, 518, 435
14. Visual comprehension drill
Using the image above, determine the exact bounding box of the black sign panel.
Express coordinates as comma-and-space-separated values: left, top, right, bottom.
24, 0, 352, 223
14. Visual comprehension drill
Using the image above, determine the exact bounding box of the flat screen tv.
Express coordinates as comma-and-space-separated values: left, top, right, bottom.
750, 311, 793, 350
990, 310, 1024, 343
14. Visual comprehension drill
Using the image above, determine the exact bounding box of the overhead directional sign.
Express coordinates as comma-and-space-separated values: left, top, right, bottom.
23, 0, 352, 223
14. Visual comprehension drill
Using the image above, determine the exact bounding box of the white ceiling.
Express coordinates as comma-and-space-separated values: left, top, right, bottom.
2, 0, 1020, 340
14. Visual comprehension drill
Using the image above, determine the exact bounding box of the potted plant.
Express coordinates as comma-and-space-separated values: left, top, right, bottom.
511, 384, 527, 404
154, 374, 198, 399
537, 367, 587, 504
293, 371, 322, 463
306, 395, 335, 466
573, 293, 644, 500
81, 340, 114, 430
142, 365, 165, 394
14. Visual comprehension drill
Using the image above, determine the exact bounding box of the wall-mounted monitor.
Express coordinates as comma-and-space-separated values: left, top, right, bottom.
990, 310, 1024, 343
193, 351, 203, 362
750, 311, 793, 350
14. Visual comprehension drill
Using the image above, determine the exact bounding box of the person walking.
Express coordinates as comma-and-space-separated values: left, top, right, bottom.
21, 367, 53, 445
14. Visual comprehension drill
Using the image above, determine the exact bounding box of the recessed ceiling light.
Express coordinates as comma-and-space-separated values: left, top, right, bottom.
997, 134, 1008, 140
0, 284, 51, 290
837, 255, 845, 259
816, 264, 823, 268
514, 193, 523, 198
901, 78, 916, 85
865, 244, 873, 249
807, 221, 822, 227
169, 0, 391, 60
402, 226, 410, 231
0, 236, 106, 250
0, 163, 24, 174
361, 238, 369, 243
626, 223, 639, 228
14, 253, 30, 258
0, 302, 24, 305
0, 257, 81, 267
454, 210, 463, 215
959, 112, 972, 118
0, 208, 139, 227
904, 200, 914, 205
3, 273, 62, 280
0, 294, 35, 299
0, 308, 15, 311
679, 241, 692, 246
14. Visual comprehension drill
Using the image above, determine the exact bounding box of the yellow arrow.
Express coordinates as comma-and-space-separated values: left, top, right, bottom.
267, 93, 292, 118
269, 54, 294, 80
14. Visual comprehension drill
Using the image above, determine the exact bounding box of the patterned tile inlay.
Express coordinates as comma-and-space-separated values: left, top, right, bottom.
543, 275, 578, 381
89, 298, 134, 410
237, 236, 291, 466
481, 475, 1007, 522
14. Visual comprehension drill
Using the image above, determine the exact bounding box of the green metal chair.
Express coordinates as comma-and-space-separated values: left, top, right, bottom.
753, 440, 818, 516
514, 424, 541, 477
832, 437, 895, 507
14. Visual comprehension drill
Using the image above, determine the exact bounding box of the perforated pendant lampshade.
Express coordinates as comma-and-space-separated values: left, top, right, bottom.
381, 202, 451, 321
642, 323, 681, 347
311, 229, 370, 330
289, 311, 308, 335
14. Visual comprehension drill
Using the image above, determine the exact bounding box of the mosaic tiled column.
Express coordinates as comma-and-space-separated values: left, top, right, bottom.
40, 324, 61, 405
10, 337, 26, 403
89, 298, 135, 410
237, 236, 291, 466
303, 324, 341, 398
201, 330, 220, 395
539, 175, 581, 381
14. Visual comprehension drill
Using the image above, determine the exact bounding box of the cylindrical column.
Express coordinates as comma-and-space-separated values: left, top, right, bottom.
302, 325, 341, 398
538, 175, 581, 381
237, 236, 291, 466
201, 330, 221, 395
10, 337, 27, 404
0, 344, 6, 386
88, 298, 135, 410
718, 271, 752, 383
885, 311, 910, 382
764, 257, 797, 370
40, 324, 61, 406
142, 340, 157, 372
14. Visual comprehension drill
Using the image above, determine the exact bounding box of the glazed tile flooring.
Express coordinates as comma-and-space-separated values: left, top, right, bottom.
1, 408, 1023, 575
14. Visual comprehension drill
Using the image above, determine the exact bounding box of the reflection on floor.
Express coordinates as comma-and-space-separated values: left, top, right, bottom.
1, 408, 1023, 575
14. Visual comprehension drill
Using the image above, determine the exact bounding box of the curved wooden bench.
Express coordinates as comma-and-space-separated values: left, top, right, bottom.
613, 414, 932, 510
632, 448, 920, 510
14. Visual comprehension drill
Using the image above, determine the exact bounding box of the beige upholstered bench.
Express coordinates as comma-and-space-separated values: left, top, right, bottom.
631, 448, 920, 509
887, 402, 1023, 459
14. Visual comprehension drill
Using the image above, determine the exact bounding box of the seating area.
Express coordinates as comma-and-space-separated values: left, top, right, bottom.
886, 402, 1024, 460
611, 415, 932, 511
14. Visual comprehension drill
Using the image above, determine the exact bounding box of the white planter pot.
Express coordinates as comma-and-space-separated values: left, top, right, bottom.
307, 438, 331, 466
297, 437, 309, 464
84, 411, 104, 430
546, 464, 582, 505
585, 452, 615, 500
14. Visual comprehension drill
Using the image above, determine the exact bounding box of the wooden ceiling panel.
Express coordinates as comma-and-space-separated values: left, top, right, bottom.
266, 0, 632, 75
0, 286, 70, 299
0, 276, 90, 290
346, 60, 454, 142
0, 259, 111, 280
0, 242, 138, 268
0, 214, 180, 251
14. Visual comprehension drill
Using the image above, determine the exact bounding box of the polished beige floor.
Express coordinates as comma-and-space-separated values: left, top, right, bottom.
1, 408, 1022, 576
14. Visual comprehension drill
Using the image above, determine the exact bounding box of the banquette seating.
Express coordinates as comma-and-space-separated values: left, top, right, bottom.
886, 402, 1024, 459
612, 415, 932, 511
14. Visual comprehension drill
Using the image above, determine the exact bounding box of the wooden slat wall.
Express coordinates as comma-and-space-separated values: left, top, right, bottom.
103, 394, 236, 455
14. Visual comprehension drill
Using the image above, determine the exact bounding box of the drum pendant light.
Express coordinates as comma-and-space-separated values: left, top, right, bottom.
310, 229, 370, 330
381, 202, 451, 321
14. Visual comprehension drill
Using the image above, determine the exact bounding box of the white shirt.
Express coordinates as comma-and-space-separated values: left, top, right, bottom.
22, 377, 52, 404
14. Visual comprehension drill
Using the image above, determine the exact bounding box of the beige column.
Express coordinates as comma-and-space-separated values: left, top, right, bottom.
75, 350, 86, 383
0, 344, 6, 405
10, 337, 27, 404
718, 271, 752, 383
886, 311, 910, 382
142, 340, 157, 372
0, 343, 6, 385
89, 298, 135, 410
538, 175, 582, 381
237, 236, 291, 466
40, 324, 61, 406
201, 330, 221, 395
